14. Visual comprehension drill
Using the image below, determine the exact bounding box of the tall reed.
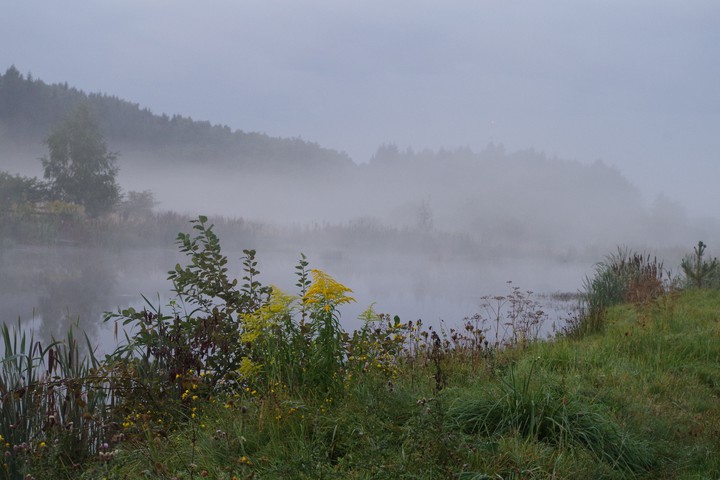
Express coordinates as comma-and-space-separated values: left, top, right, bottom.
572, 247, 666, 337
0, 321, 111, 478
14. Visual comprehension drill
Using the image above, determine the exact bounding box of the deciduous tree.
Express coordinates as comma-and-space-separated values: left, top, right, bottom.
41, 104, 120, 216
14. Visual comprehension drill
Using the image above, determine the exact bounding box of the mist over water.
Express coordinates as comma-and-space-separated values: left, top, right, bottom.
3, 108, 718, 352
1, 242, 587, 354
4, 140, 715, 353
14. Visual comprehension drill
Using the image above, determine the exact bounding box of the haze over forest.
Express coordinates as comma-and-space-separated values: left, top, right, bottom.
3, 1, 719, 219
1, 66, 716, 250
2, 0, 719, 346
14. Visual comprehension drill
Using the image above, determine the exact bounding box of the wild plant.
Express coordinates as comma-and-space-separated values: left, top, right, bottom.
0, 322, 111, 479
573, 247, 667, 337
346, 307, 409, 384
439, 316, 491, 375
225, 261, 359, 399
479, 283, 548, 348
446, 361, 654, 475
681, 241, 720, 289
239, 284, 305, 392
400, 286, 547, 387
301, 269, 356, 395
103, 216, 271, 429
105, 216, 367, 426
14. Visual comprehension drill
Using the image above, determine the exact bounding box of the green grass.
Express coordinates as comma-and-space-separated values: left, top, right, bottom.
3, 221, 718, 479
63, 288, 720, 479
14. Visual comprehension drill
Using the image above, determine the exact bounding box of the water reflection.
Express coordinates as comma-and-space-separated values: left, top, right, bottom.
0, 244, 586, 353
35, 248, 115, 341
0, 245, 178, 347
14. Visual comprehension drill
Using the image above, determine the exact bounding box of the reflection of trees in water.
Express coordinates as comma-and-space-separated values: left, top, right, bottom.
36, 249, 116, 343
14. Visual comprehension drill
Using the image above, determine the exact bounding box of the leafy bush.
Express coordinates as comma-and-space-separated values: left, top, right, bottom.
103, 216, 271, 430
103, 216, 363, 432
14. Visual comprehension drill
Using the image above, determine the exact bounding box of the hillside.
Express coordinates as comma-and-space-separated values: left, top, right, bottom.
2, 65, 716, 255
0, 65, 353, 171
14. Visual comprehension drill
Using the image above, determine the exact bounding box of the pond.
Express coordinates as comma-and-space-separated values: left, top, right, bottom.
0, 242, 589, 355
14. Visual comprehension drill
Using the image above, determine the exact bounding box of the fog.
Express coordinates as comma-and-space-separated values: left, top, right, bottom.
2, 1, 719, 217
2, 1, 719, 350
4, 140, 718, 351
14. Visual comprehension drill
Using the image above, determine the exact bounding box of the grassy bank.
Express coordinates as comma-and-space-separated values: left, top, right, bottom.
1, 220, 718, 479
71, 289, 717, 480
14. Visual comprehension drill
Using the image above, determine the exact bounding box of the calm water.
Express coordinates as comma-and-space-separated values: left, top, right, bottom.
0, 244, 588, 354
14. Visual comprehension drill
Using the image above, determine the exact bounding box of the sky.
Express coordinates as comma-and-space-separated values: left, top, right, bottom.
2, 0, 719, 218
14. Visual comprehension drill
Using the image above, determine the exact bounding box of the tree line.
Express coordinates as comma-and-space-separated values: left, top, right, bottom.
0, 65, 353, 169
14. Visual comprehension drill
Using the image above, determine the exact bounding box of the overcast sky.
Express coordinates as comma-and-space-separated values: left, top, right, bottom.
2, 0, 719, 218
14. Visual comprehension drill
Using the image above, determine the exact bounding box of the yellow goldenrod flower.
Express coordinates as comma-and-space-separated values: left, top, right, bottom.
238, 357, 261, 380
241, 286, 296, 344
303, 269, 355, 310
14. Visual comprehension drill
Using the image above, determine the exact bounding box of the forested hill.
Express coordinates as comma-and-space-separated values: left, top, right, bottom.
1, 67, 712, 251
0, 66, 353, 170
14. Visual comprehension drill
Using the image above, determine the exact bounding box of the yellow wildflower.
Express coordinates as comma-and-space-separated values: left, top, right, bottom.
241, 286, 295, 344
358, 303, 379, 322
238, 357, 262, 380
303, 270, 355, 311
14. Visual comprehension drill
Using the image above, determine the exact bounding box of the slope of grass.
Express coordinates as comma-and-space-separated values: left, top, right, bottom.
68, 289, 720, 480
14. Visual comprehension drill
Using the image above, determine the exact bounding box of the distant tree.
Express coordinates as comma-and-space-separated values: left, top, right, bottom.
416, 197, 434, 231
41, 104, 120, 216
0, 171, 48, 210
119, 190, 157, 220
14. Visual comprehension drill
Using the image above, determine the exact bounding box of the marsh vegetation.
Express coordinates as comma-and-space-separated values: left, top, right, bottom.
2, 68, 719, 478
0, 217, 718, 479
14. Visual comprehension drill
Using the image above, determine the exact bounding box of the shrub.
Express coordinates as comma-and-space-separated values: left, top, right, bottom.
103, 216, 270, 429
103, 216, 365, 430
